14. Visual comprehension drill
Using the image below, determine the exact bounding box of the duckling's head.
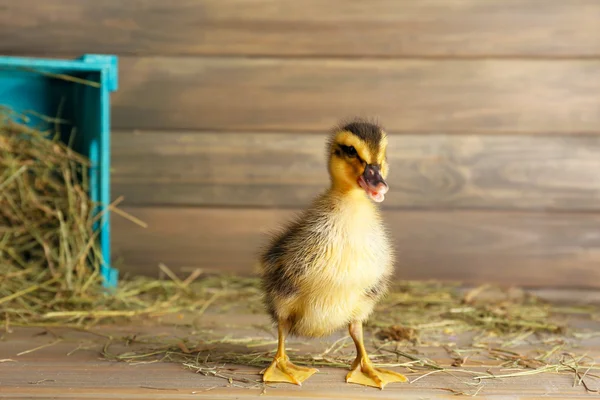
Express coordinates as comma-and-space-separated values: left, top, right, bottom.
327, 119, 389, 203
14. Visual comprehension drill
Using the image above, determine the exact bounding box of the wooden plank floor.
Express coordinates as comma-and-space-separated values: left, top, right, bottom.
1, 291, 600, 400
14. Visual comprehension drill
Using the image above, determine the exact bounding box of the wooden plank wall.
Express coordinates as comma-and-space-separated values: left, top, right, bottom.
3, 0, 600, 288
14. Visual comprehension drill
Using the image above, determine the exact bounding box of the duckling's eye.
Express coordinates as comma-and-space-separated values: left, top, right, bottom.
341, 145, 357, 158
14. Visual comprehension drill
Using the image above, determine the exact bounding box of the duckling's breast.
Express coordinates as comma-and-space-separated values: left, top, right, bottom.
286, 201, 394, 337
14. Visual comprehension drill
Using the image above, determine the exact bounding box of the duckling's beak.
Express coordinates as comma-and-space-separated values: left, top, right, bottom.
358, 164, 388, 203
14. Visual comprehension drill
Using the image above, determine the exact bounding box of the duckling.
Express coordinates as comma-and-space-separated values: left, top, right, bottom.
258, 119, 407, 389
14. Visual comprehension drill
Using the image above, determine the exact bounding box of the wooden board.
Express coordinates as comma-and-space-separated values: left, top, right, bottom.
112, 130, 600, 210
2, 0, 600, 58
111, 56, 600, 133
2, 304, 599, 399
111, 207, 600, 289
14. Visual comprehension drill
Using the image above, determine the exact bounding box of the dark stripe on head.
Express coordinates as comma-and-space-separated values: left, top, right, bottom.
338, 118, 383, 162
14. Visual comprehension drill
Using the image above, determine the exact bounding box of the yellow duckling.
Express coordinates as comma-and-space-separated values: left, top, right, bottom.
258, 119, 407, 389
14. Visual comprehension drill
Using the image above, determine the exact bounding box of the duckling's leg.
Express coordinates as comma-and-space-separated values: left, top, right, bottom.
346, 320, 408, 389
261, 319, 318, 385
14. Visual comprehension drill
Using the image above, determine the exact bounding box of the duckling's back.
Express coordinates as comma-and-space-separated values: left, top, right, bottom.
259, 190, 394, 338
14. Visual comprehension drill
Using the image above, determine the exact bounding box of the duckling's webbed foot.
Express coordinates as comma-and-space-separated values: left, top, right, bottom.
262, 354, 318, 385
346, 357, 407, 389
346, 321, 407, 389
262, 319, 318, 385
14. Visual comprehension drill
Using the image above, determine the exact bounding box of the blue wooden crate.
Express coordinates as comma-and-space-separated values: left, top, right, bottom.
0, 54, 119, 288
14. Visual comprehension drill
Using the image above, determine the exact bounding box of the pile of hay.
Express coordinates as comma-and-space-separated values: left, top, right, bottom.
0, 108, 248, 327
0, 107, 108, 320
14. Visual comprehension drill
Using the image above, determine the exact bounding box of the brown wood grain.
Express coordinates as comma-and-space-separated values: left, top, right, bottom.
4, 321, 600, 399
2, 0, 600, 58
111, 207, 600, 289
111, 130, 600, 211
111, 56, 600, 133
